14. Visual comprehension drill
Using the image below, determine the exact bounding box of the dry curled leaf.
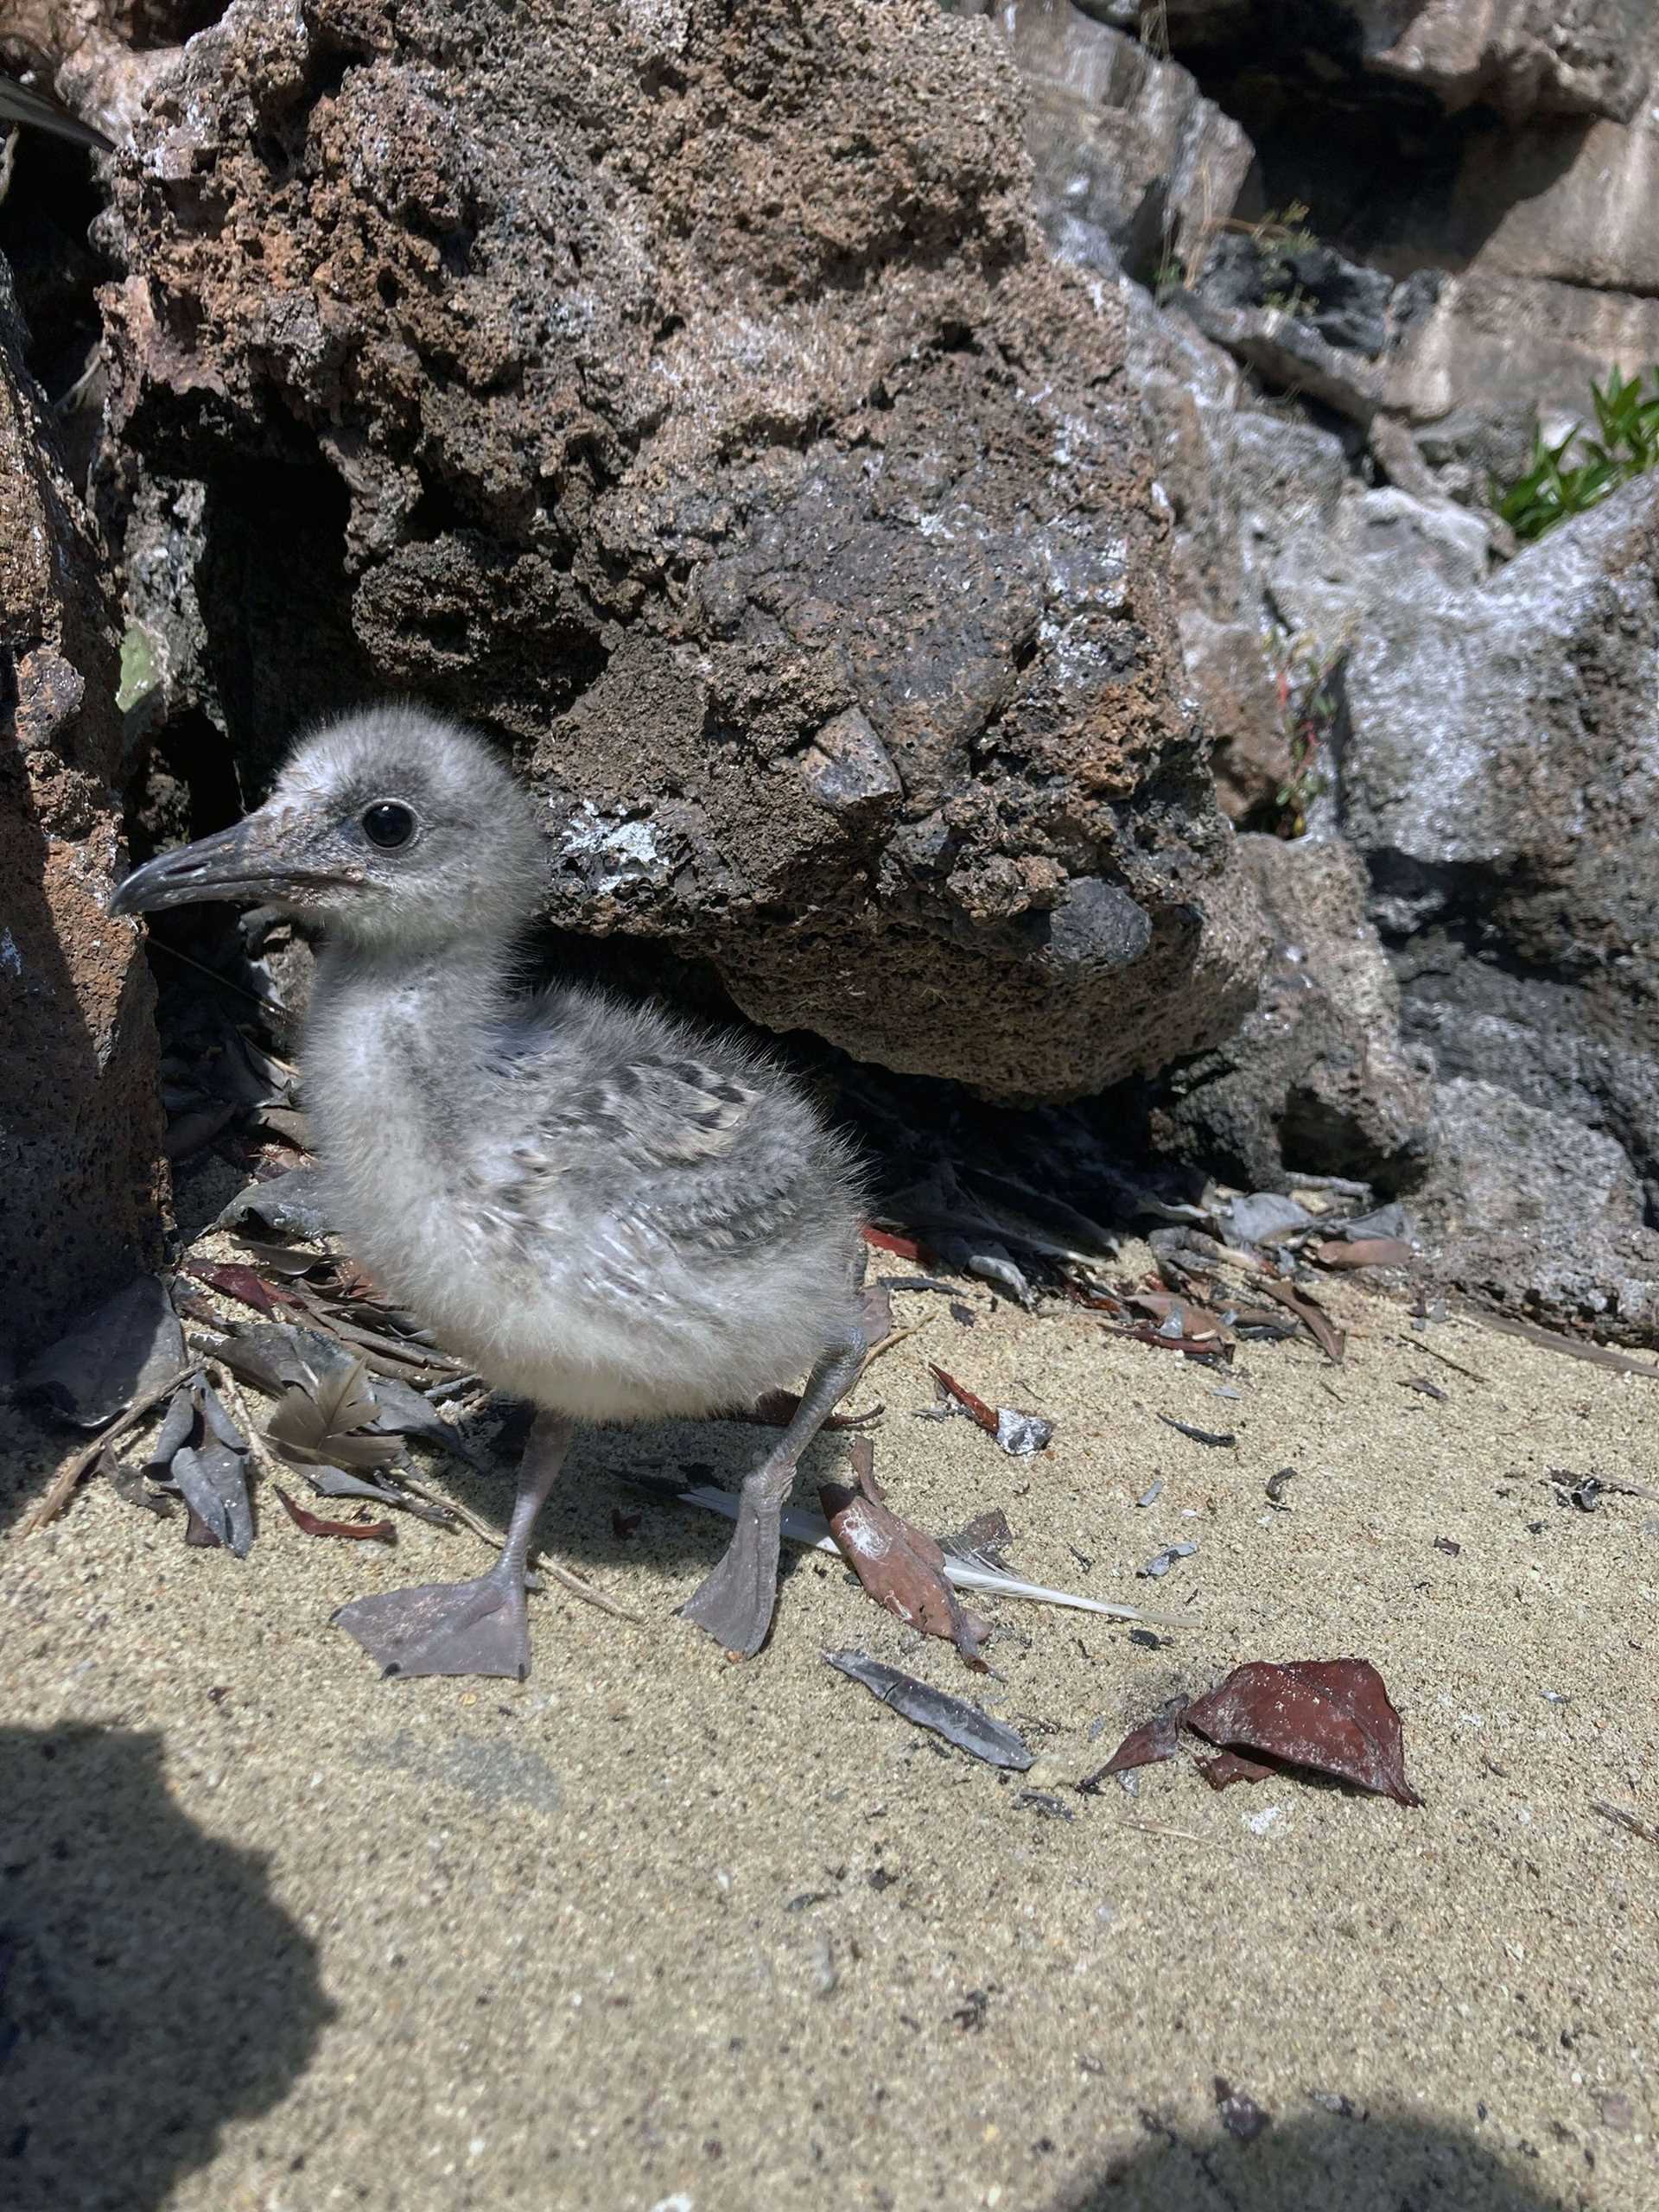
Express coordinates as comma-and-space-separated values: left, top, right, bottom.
820, 1440, 990, 1668
928, 1366, 1054, 1454
1309, 1237, 1412, 1271
1262, 1280, 1346, 1363
1092, 1710, 1185, 1781
742, 1389, 881, 1431
1122, 1289, 1235, 1347
1184, 1658, 1421, 1806
861, 1225, 925, 1262
185, 1262, 294, 1318
927, 1363, 997, 1433
274, 1487, 395, 1543
1100, 1659, 1421, 1807
1110, 1323, 1235, 1364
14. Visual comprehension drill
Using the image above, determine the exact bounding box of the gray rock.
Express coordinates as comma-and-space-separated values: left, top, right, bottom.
1414, 1081, 1659, 1344
99, 0, 1265, 1103
1156, 834, 1435, 1196
1345, 0, 1646, 124
971, 0, 1252, 281
1334, 476, 1659, 1209
1191, 234, 1400, 362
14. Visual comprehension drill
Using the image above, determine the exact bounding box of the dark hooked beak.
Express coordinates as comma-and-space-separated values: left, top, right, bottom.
109, 816, 353, 918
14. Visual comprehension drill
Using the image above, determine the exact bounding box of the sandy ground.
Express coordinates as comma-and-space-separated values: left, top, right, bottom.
3, 1255, 1656, 2212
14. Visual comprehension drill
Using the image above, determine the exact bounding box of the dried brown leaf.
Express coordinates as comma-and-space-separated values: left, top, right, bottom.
274, 1486, 395, 1543
1183, 1658, 1421, 1806
185, 1262, 292, 1318
1110, 1324, 1234, 1363
1262, 1280, 1346, 1363
861, 1225, 925, 1262
741, 1389, 881, 1431
820, 1439, 990, 1668
1309, 1238, 1412, 1270
926, 1363, 999, 1435
1096, 1711, 1185, 1778
1194, 1749, 1276, 1790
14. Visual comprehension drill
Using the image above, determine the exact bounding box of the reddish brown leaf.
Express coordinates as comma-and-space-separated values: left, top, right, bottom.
1262, 1280, 1346, 1363
861, 1225, 924, 1262
185, 1262, 295, 1319
1183, 1658, 1421, 1806
611, 1508, 642, 1541
1309, 1238, 1412, 1271
183, 1503, 220, 1548
1100, 1710, 1185, 1776
1194, 1749, 1275, 1789
274, 1486, 395, 1543
926, 1363, 998, 1435
820, 1439, 989, 1668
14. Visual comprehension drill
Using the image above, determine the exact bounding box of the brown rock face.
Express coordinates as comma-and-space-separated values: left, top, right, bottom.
0, 258, 166, 1365
99, 0, 1263, 1100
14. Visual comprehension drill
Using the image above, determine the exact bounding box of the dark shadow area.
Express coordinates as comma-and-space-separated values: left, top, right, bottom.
0, 1723, 333, 2210
1165, 4, 1591, 279
196, 460, 379, 794
0, 116, 106, 418
1058, 2110, 1581, 2212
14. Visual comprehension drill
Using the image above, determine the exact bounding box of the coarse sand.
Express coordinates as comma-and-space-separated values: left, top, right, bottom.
3, 1256, 1656, 2212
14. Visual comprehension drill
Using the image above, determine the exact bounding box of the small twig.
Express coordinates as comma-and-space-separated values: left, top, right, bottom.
143, 935, 286, 1016
1105, 1817, 1247, 1855
1463, 1308, 1659, 1381
16, 1364, 203, 1536
535, 1557, 642, 1623
1395, 1335, 1488, 1384
391, 1467, 493, 1544
1591, 1800, 1659, 1848
208, 1363, 293, 1494
856, 1316, 933, 1382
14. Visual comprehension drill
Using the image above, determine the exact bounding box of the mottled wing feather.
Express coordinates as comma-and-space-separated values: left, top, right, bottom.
562, 1055, 761, 1173
490, 1036, 811, 1255
469, 981, 863, 1283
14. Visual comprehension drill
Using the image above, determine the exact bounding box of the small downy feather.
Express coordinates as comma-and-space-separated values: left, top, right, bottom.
266, 1356, 403, 1471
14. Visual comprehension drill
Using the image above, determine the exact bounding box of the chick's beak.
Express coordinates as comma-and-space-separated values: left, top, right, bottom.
108, 810, 353, 918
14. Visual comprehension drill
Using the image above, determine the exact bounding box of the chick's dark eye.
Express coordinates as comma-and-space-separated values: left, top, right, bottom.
361, 800, 416, 850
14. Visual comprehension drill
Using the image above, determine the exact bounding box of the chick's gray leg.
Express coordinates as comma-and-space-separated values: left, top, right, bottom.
681, 1334, 864, 1658
333, 1412, 574, 1681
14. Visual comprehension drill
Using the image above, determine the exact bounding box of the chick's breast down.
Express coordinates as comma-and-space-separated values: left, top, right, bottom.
382, 987, 867, 1424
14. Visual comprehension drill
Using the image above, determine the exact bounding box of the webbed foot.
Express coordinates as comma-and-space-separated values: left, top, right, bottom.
679, 1497, 783, 1659
333, 1568, 531, 1681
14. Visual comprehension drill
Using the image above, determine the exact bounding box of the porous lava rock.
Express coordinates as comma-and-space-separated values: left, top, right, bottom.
0, 256, 166, 1365
97, 0, 1264, 1100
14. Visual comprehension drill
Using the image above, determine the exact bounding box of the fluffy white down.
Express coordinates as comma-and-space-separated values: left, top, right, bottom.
303, 955, 859, 1424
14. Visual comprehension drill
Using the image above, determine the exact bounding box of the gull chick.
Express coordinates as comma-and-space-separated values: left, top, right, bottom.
111, 705, 868, 1675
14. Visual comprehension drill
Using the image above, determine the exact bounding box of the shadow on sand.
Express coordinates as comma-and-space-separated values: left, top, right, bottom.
1, 1723, 333, 2210
1058, 2108, 1581, 2212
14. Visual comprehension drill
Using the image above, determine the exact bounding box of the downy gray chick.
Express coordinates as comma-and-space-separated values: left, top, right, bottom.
111, 704, 868, 1675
